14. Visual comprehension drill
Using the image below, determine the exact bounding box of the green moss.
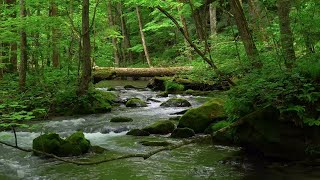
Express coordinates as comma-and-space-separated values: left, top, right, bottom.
32, 133, 63, 155
32, 131, 91, 157
126, 98, 147, 107
110, 117, 133, 122
164, 80, 184, 93
142, 120, 175, 134
178, 98, 226, 133
160, 98, 191, 107
212, 120, 232, 132
170, 128, 195, 138
156, 91, 169, 97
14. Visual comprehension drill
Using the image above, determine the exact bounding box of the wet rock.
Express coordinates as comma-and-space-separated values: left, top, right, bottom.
170, 109, 189, 115
125, 98, 147, 107
160, 98, 191, 107
178, 98, 226, 133
169, 116, 181, 121
32, 131, 91, 157
126, 129, 150, 136
170, 128, 195, 138
110, 117, 133, 122
139, 140, 172, 146
142, 120, 175, 135
124, 85, 136, 89
113, 127, 130, 133
32, 133, 63, 156
156, 91, 169, 97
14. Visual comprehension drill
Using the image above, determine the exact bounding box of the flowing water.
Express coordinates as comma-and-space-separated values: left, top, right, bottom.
1, 81, 320, 180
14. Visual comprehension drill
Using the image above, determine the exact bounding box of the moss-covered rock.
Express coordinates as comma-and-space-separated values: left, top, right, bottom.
169, 116, 181, 121
124, 85, 137, 89
110, 117, 133, 122
126, 129, 150, 136
126, 98, 147, 107
32, 133, 63, 155
165, 81, 184, 93
160, 98, 191, 107
170, 128, 195, 138
142, 120, 175, 134
139, 140, 172, 146
178, 98, 226, 133
156, 91, 169, 97
32, 131, 91, 157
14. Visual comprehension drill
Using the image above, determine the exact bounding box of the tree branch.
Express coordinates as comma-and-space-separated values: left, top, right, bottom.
0, 135, 211, 166
156, 6, 236, 86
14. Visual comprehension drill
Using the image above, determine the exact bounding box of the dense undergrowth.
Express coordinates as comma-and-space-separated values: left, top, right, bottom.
0, 68, 115, 129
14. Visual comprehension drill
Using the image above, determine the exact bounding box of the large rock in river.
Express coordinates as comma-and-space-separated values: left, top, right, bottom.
170, 128, 195, 138
142, 120, 175, 134
178, 99, 226, 133
126, 98, 147, 107
160, 98, 191, 107
126, 129, 150, 136
32, 131, 91, 157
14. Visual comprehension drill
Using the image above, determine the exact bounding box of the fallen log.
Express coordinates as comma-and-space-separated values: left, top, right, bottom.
93, 67, 193, 82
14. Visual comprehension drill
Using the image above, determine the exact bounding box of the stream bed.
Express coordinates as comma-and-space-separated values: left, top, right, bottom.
1, 80, 320, 180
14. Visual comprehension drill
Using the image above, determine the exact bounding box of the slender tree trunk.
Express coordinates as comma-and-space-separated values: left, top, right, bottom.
118, 2, 133, 64
78, 0, 91, 95
50, 0, 60, 68
5, 0, 17, 72
209, 3, 217, 36
277, 0, 296, 69
136, 6, 152, 67
177, 1, 193, 60
248, 0, 268, 41
229, 0, 261, 68
107, 1, 120, 67
19, 0, 27, 91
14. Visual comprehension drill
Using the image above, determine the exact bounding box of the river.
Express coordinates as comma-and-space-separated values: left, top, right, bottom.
0, 80, 319, 180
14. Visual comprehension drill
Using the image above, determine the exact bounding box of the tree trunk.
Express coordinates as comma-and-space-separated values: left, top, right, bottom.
5, 0, 17, 72
188, 0, 206, 42
248, 0, 268, 41
209, 3, 217, 36
136, 6, 152, 67
78, 0, 91, 95
50, 0, 60, 68
19, 0, 27, 91
107, 1, 120, 67
277, 0, 296, 69
118, 2, 133, 64
229, 0, 261, 68
178, 1, 193, 60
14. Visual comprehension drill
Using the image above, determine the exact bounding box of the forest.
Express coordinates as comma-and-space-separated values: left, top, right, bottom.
0, 0, 320, 179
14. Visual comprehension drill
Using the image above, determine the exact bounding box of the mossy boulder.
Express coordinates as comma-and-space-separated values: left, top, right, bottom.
170, 128, 195, 138
126, 129, 150, 136
178, 98, 226, 133
142, 120, 175, 134
124, 85, 136, 89
32, 133, 63, 155
156, 91, 169, 97
169, 116, 181, 121
110, 117, 133, 122
32, 131, 91, 157
139, 141, 172, 146
126, 98, 147, 107
206, 120, 234, 143
160, 98, 191, 107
